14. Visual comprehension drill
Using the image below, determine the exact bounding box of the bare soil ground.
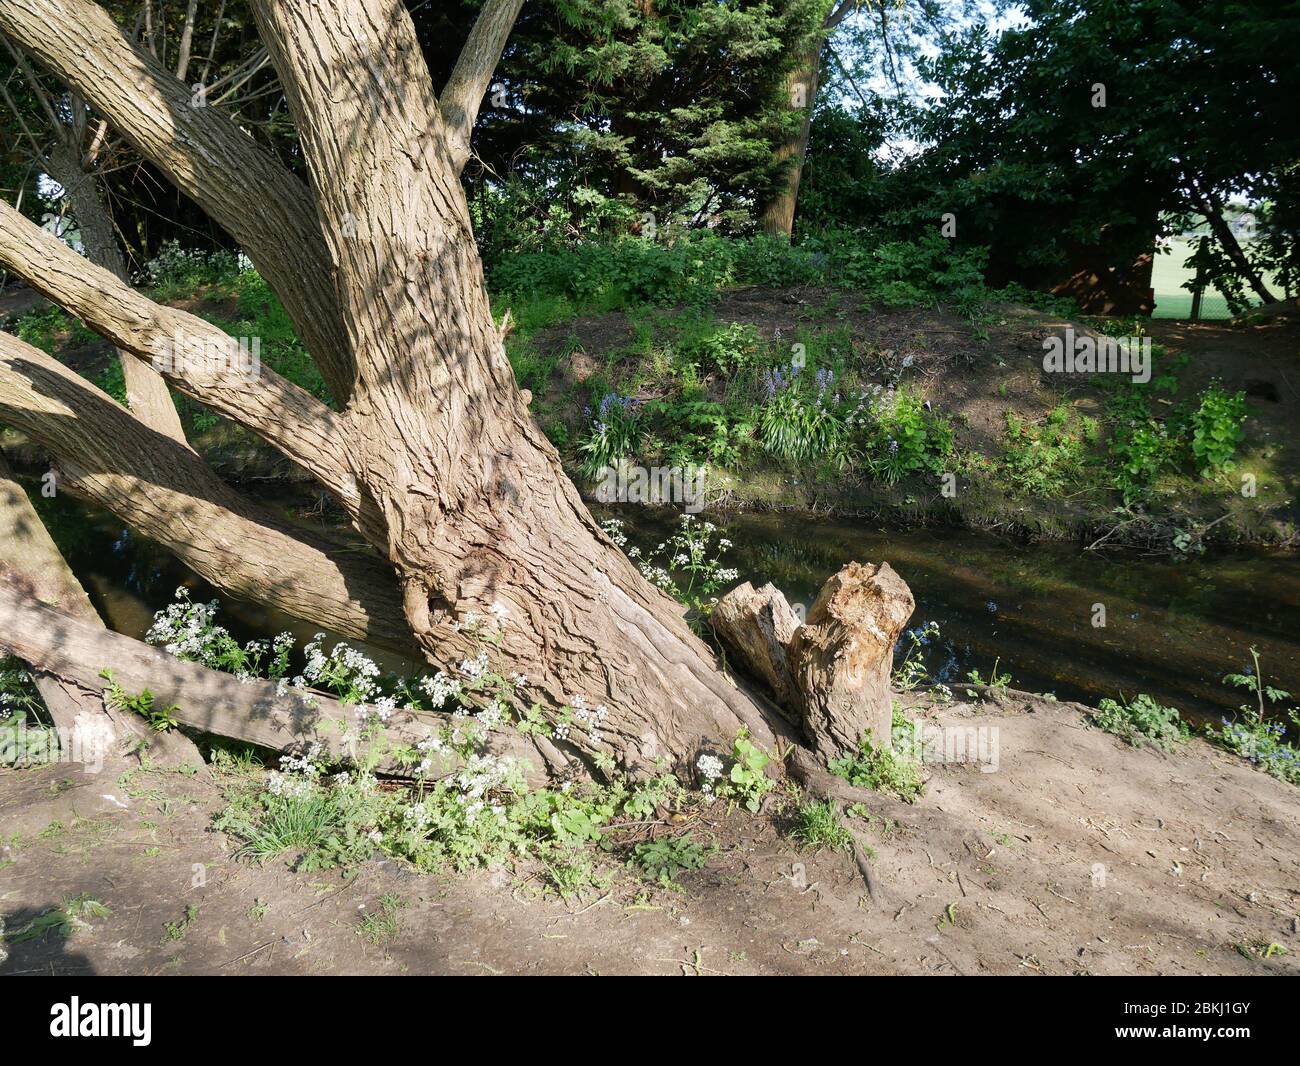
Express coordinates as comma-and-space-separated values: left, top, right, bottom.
3, 692, 1296, 976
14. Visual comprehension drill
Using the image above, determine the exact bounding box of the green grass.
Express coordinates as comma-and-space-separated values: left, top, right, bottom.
792, 800, 855, 853
356, 893, 405, 947
1150, 236, 1283, 320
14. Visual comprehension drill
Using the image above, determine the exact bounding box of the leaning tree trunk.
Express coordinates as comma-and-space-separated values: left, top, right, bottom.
0, 454, 200, 763
246, 0, 797, 772
1195, 182, 1278, 306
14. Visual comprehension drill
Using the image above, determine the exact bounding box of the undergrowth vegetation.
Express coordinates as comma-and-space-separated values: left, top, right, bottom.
128, 584, 795, 898
4, 229, 1260, 547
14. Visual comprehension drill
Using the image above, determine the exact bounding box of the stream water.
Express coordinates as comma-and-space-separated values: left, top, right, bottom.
26, 486, 1300, 731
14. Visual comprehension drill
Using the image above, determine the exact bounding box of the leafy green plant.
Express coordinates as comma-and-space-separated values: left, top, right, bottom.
5, 894, 111, 943
1092, 694, 1189, 751
161, 904, 199, 943
632, 832, 715, 885
100, 669, 180, 732
577, 391, 643, 478
964, 658, 1012, 693
1205, 647, 1300, 785
759, 366, 850, 465
828, 710, 924, 802
1190, 384, 1248, 475
1000, 406, 1096, 497
714, 728, 775, 812
860, 386, 953, 484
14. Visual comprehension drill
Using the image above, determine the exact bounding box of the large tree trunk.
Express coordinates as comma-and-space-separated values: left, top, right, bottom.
0, 0, 806, 780
0, 331, 417, 657
247, 0, 796, 772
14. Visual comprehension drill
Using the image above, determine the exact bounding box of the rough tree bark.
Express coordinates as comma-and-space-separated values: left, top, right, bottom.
0, 0, 829, 780
246, 0, 796, 770
708, 581, 802, 718
42, 144, 187, 444
789, 561, 913, 758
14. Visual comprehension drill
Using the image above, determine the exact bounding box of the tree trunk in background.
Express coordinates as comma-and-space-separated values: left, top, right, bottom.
1197, 186, 1278, 305
760, 44, 821, 239
44, 143, 188, 444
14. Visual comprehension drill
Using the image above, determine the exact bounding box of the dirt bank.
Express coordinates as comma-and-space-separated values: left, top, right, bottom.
527, 289, 1300, 549
3, 690, 1295, 975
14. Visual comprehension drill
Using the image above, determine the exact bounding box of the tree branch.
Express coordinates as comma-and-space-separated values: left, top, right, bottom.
0, 0, 356, 402
0, 197, 359, 508
439, 0, 524, 174
0, 330, 417, 655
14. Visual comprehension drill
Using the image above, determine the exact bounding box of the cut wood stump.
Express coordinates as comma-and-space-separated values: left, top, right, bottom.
789, 561, 914, 759
707, 581, 802, 720
711, 562, 915, 763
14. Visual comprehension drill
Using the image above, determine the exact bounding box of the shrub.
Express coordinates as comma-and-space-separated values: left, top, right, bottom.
1190, 384, 1248, 475
758, 364, 850, 465
860, 386, 953, 484
632, 832, 716, 885
1092, 694, 1189, 751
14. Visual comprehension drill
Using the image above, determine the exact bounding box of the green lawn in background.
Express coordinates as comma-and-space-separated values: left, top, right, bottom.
1151, 235, 1284, 320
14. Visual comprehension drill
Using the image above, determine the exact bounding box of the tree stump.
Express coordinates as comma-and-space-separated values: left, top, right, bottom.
788, 562, 914, 760
710, 563, 915, 762
708, 581, 803, 719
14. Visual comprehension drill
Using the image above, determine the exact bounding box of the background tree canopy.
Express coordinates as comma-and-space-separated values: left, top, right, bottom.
3, 0, 1296, 305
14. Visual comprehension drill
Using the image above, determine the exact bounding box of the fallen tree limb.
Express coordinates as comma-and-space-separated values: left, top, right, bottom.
0, 580, 542, 780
